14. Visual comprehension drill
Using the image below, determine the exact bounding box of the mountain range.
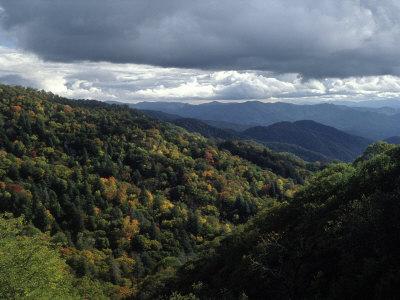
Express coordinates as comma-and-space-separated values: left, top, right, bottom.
138, 110, 372, 162
125, 101, 400, 140
384, 136, 400, 145
2, 84, 400, 299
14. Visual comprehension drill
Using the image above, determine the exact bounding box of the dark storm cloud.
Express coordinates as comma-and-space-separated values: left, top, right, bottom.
1, 0, 400, 78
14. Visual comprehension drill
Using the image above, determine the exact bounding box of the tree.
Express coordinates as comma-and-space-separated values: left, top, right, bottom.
354, 142, 395, 163
0, 213, 79, 299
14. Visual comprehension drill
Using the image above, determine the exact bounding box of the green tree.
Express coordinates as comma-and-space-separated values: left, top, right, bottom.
354, 141, 395, 163
0, 213, 79, 299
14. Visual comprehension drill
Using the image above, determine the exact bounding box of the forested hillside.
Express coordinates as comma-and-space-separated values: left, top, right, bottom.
0, 84, 316, 299
243, 120, 372, 162
162, 142, 400, 299
139, 111, 369, 162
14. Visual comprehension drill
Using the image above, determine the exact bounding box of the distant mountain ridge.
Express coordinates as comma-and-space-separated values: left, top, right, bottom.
171, 119, 335, 162
384, 136, 400, 145
138, 108, 252, 132
138, 109, 372, 162
327, 99, 400, 109
126, 100, 400, 140
244, 120, 372, 162
172, 118, 245, 140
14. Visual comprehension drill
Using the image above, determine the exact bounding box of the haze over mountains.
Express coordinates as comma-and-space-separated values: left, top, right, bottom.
327, 99, 400, 109
106, 100, 400, 162
136, 109, 372, 162
127, 101, 400, 141
244, 121, 372, 162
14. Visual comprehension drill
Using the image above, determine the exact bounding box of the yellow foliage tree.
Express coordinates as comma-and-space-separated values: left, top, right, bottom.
122, 216, 139, 241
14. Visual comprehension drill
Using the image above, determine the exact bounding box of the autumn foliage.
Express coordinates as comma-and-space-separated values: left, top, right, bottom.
0, 84, 316, 298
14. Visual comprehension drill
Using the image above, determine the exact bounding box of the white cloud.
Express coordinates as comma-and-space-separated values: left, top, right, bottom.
136, 77, 215, 99
1, 46, 400, 104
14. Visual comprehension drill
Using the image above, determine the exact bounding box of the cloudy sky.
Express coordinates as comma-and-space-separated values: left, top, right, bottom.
1, 0, 400, 103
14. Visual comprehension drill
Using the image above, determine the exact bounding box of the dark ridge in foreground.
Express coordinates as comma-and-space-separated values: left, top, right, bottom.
160, 142, 400, 299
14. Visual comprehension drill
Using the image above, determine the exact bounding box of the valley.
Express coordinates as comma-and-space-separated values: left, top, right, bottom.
1, 84, 400, 299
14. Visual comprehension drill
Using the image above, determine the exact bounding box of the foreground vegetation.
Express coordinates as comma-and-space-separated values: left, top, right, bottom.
162, 142, 400, 299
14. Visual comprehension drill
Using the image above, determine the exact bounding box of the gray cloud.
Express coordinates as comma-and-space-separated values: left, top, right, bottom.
0, 74, 34, 86
1, 0, 400, 78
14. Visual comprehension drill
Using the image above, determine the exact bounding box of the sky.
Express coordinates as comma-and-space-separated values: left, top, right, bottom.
1, 0, 400, 103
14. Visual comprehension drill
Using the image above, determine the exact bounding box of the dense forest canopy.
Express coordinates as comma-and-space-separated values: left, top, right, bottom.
0, 84, 317, 299
161, 142, 400, 299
